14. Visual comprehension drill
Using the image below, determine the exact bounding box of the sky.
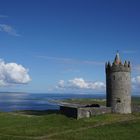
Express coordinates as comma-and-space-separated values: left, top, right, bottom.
0, 0, 140, 93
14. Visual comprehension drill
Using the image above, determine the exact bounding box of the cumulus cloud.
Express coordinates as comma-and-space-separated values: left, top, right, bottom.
57, 78, 105, 91
0, 59, 31, 86
0, 24, 20, 36
58, 80, 65, 88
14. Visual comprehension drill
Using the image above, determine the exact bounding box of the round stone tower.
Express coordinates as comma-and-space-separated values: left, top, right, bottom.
105, 52, 131, 114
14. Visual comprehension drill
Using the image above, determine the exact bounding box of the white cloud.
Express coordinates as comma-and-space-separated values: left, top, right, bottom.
0, 59, 31, 86
57, 78, 105, 91
0, 24, 20, 36
58, 80, 65, 88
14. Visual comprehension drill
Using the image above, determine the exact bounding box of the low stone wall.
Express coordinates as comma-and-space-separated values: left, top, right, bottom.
77, 107, 111, 119
60, 106, 78, 118
132, 105, 140, 113
60, 105, 111, 119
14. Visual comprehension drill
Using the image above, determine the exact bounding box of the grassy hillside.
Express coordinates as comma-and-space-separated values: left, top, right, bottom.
0, 112, 139, 140
0, 97, 139, 140
53, 118, 140, 140
62, 97, 140, 106
61, 98, 106, 106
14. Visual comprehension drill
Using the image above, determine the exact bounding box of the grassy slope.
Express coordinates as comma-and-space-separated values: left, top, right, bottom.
61, 98, 106, 106
0, 112, 139, 140
53, 119, 140, 140
0, 97, 139, 140
62, 97, 140, 106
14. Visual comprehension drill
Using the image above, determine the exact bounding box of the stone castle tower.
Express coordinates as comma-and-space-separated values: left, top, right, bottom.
105, 52, 131, 114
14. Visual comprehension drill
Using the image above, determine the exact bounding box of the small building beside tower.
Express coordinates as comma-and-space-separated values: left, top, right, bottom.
60, 52, 132, 119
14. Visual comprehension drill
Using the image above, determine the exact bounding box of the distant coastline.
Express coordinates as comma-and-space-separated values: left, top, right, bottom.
0, 92, 139, 112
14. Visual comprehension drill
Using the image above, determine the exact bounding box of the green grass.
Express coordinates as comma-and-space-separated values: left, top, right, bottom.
52, 119, 140, 140
62, 97, 140, 106
0, 112, 139, 140
132, 97, 140, 105
0, 97, 139, 140
62, 98, 106, 106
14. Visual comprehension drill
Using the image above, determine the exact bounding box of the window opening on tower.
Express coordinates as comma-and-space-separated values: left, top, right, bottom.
116, 98, 121, 103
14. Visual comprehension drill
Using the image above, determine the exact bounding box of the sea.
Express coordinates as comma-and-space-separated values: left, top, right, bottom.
0, 92, 139, 112
0, 92, 106, 112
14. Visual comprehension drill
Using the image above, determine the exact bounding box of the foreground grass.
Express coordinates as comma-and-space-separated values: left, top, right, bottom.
0, 97, 139, 140
0, 112, 139, 140
53, 119, 140, 140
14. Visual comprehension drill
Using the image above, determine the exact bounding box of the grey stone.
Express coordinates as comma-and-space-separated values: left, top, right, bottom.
60, 105, 111, 119
106, 53, 131, 114
60, 52, 132, 119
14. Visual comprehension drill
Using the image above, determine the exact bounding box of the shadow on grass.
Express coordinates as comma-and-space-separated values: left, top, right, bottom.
14, 109, 60, 116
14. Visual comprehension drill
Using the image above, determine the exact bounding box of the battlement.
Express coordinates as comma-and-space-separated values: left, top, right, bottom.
105, 52, 131, 114
106, 61, 131, 73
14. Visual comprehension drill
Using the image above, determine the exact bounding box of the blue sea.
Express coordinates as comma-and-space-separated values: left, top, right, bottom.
0, 92, 139, 112
0, 92, 105, 112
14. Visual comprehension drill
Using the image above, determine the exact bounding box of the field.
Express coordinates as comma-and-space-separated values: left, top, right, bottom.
0, 97, 139, 140
62, 97, 140, 106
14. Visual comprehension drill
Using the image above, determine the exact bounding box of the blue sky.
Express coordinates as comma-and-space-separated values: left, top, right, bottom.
0, 0, 140, 93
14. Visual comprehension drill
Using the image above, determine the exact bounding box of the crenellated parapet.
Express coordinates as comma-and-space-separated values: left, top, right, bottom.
105, 52, 131, 114
105, 61, 131, 73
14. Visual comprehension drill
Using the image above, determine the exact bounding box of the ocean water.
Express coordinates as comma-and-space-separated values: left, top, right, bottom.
0, 92, 139, 112
0, 92, 105, 112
